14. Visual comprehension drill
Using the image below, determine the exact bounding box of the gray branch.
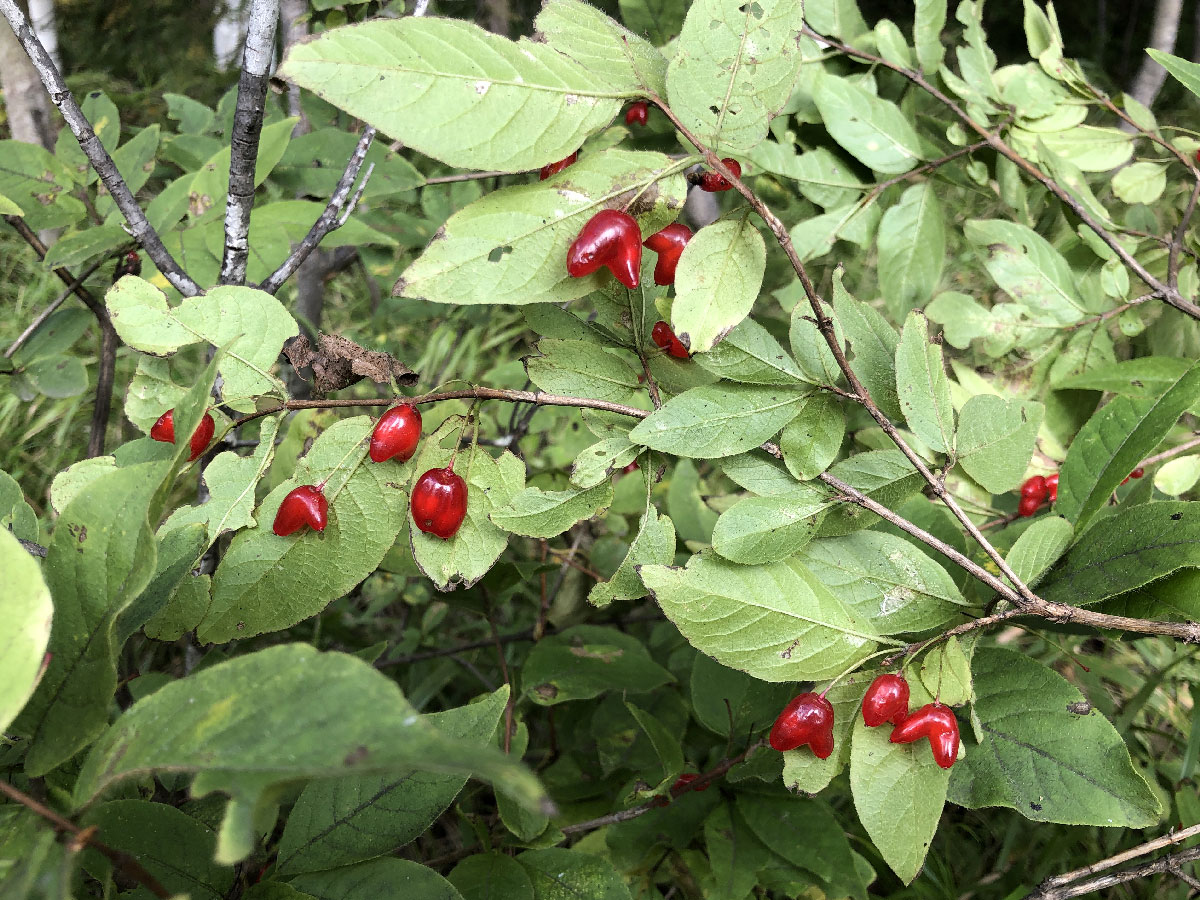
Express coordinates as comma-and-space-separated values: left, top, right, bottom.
219, 0, 280, 286
257, 126, 376, 294
1126, 0, 1183, 113
0, 0, 201, 297
1028, 846, 1200, 900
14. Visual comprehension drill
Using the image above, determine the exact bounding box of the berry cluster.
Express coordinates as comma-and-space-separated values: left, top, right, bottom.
151, 403, 470, 542
1017, 467, 1143, 517
769, 673, 961, 769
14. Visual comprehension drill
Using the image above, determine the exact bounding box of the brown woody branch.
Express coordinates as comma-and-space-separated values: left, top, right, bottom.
1029, 836, 1200, 899
0, 0, 201, 297
0, 779, 171, 899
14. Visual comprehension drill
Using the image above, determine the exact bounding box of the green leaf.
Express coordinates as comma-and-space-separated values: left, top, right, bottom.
42, 225, 129, 270
521, 625, 673, 706
14, 463, 163, 776
665, 0, 805, 153
703, 804, 772, 900
694, 316, 807, 386
0, 140, 85, 230
804, 0, 868, 40
279, 17, 620, 172
710, 485, 829, 564
914, 0, 948, 72
925, 290, 992, 350
525, 340, 640, 404
895, 311, 955, 454
1052, 356, 1191, 395
948, 648, 1161, 826
0, 467, 39, 542
518, 849, 633, 900
491, 481, 613, 539
451, 853, 535, 900
74, 645, 546, 857
799, 531, 969, 635
1005, 515, 1073, 587
1112, 161, 1167, 205
956, 394, 1044, 494
80, 800, 232, 900
411, 433, 526, 592
671, 217, 766, 354
965, 219, 1086, 324
689, 653, 793, 739
640, 553, 882, 682
629, 383, 806, 458
918, 636, 972, 705
737, 795, 868, 900
117, 523, 208, 644
0, 529, 52, 734
1057, 363, 1200, 528
832, 272, 902, 420
290, 858, 464, 900
667, 458, 718, 542
626, 701, 685, 790
779, 392, 845, 479
276, 688, 510, 875
813, 72, 925, 175
187, 118, 297, 219
19, 355, 88, 399
850, 711, 950, 884
570, 437, 640, 490
588, 502, 676, 608
1040, 501, 1200, 607
107, 278, 297, 408
198, 418, 408, 642
534, 0, 668, 96
1155, 456, 1200, 496
1149, 49, 1200, 100
878, 184, 946, 318
818, 450, 924, 536
396, 150, 685, 306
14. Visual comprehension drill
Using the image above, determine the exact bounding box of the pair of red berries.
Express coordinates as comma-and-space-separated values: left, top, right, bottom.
565, 213, 694, 290
150, 408, 216, 462
1017, 473, 1058, 517
271, 404, 469, 540
769, 674, 960, 769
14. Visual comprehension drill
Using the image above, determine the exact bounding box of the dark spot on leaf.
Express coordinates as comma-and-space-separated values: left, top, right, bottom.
1030, 802, 1043, 811
343, 745, 369, 766
535, 683, 558, 699
1066, 700, 1091, 715
1172, 513, 1184, 521
709, 105, 720, 116
488, 245, 513, 263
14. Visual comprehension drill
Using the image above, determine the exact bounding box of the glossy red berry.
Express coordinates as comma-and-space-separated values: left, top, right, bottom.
539, 151, 578, 180
889, 702, 960, 769
1017, 494, 1041, 517
566, 209, 642, 289
411, 466, 469, 539
651, 321, 690, 360
1020, 475, 1048, 500
671, 772, 710, 794
698, 158, 742, 192
273, 484, 328, 537
1130, 467, 1144, 479
1045, 472, 1059, 502
625, 101, 649, 126
369, 404, 422, 463
769, 692, 835, 758
150, 408, 216, 462
643, 223, 692, 286
862, 674, 910, 727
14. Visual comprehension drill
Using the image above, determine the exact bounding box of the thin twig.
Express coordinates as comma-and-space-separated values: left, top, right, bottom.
1169, 178, 1200, 289
219, 0, 280, 285
0, 0, 200, 297
377, 628, 536, 668
0, 779, 172, 899
423, 170, 510, 185
1039, 823, 1200, 891
4, 256, 107, 359
1028, 846, 1200, 900
258, 126, 377, 294
1142, 433, 1200, 467
647, 92, 1042, 608
805, 24, 1200, 322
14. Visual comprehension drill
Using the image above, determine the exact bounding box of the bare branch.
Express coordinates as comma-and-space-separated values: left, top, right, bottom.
1038, 823, 1200, 892
219, 0, 280, 286
18, 537, 48, 558
257, 126, 377, 294
0, 0, 201, 297
1030, 844, 1200, 900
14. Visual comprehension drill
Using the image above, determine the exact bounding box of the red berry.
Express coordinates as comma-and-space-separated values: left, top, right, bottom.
625, 101, 649, 126
150, 409, 216, 462
862, 673, 910, 727
369, 404, 422, 463
411, 466, 469, 539
651, 321, 690, 359
113, 250, 142, 281
889, 702, 960, 769
566, 209, 642, 289
698, 158, 742, 192
273, 484, 328, 537
671, 772, 709, 794
1131, 467, 1144, 479
769, 692, 835, 758
1020, 475, 1048, 500
1045, 472, 1059, 502
1017, 495, 1041, 517
539, 151, 578, 180
643, 223, 692, 286
621, 460, 639, 474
